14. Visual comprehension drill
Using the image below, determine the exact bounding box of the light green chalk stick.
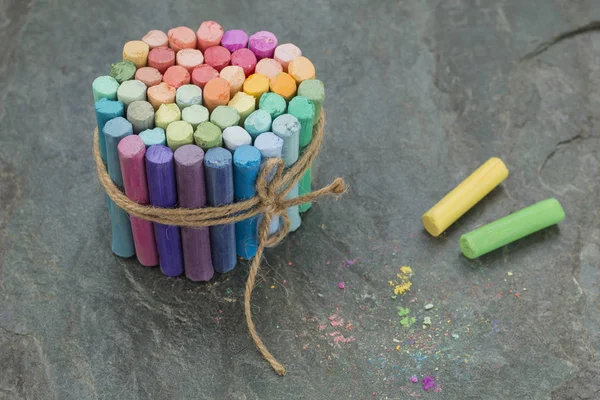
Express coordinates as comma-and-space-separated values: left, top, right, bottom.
298, 79, 324, 126
110, 60, 136, 83
210, 106, 240, 130
182, 104, 209, 129
460, 198, 566, 259
194, 121, 223, 151
92, 76, 119, 102
166, 121, 194, 151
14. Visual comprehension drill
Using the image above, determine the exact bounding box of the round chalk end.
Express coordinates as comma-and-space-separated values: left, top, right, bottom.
231, 48, 257, 77
123, 40, 150, 68
148, 47, 176, 74
191, 64, 220, 89
288, 56, 316, 84
197, 21, 224, 51
139, 128, 166, 147
174, 144, 205, 167
194, 121, 223, 150
259, 92, 286, 119
210, 105, 240, 130
147, 82, 176, 110
182, 104, 209, 128
274, 43, 302, 72
244, 109, 272, 138
93, 76, 120, 102
118, 134, 146, 159
142, 30, 169, 49
176, 84, 203, 109
249, 31, 278, 60
205, 146, 232, 169
221, 29, 249, 53
422, 213, 442, 237
460, 235, 477, 259
168, 26, 197, 52
255, 58, 283, 81
163, 65, 191, 89
109, 60, 136, 83
204, 46, 231, 72
146, 144, 173, 165
135, 67, 163, 87
233, 145, 261, 167
176, 49, 204, 73
166, 121, 194, 151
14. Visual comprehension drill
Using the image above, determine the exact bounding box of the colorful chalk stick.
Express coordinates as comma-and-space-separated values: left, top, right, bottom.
204, 147, 237, 273
123, 40, 150, 68
168, 26, 197, 52
460, 198, 565, 259
93, 76, 119, 102
249, 31, 278, 60
118, 135, 158, 266
147, 82, 176, 110
155, 103, 181, 130
176, 84, 203, 109
270, 72, 297, 102
135, 67, 162, 87
103, 117, 136, 257
274, 43, 302, 72
288, 56, 316, 84
146, 145, 184, 277
191, 64, 220, 89
242, 73, 270, 106
254, 132, 284, 234
142, 30, 169, 49
197, 21, 224, 52
233, 145, 262, 259
94, 98, 124, 162
194, 121, 223, 151
231, 48, 257, 77
139, 127, 166, 147
298, 79, 325, 126
259, 92, 286, 119
244, 109, 272, 140
422, 158, 509, 237
210, 105, 240, 130
228, 92, 256, 124
126, 100, 154, 134
148, 47, 175, 74
221, 29, 248, 53
255, 58, 283, 81
174, 145, 215, 281
204, 46, 231, 72
110, 60, 136, 83
166, 120, 194, 151
163, 65, 191, 89
176, 49, 204, 73
182, 104, 209, 129
288, 96, 315, 212
220, 65, 246, 97
222, 126, 252, 152
117, 80, 147, 110
203, 77, 231, 113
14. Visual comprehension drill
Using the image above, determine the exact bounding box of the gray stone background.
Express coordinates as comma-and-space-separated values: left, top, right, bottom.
1, 0, 600, 399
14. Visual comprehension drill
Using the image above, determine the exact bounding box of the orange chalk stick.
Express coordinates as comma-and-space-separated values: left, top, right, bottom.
288, 56, 315, 84
123, 40, 150, 68
220, 66, 245, 97
203, 77, 231, 113
168, 26, 197, 52
270, 72, 297, 102
147, 82, 176, 110
196, 21, 224, 52
243, 74, 270, 106
163, 65, 191, 89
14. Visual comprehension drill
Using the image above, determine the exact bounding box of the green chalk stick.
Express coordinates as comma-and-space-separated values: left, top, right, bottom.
298, 164, 312, 212
110, 60, 137, 83
288, 96, 315, 148
194, 121, 223, 151
92, 76, 120, 102
166, 120, 194, 151
298, 79, 324, 126
210, 106, 240, 130
182, 104, 209, 129
460, 198, 565, 259
259, 92, 286, 119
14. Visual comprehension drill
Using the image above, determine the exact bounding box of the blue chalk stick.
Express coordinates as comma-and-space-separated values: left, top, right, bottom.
103, 117, 135, 258
139, 127, 166, 148
233, 145, 262, 259
204, 147, 237, 273
95, 99, 124, 162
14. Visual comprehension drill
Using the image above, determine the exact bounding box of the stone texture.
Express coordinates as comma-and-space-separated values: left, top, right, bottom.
1, 0, 600, 399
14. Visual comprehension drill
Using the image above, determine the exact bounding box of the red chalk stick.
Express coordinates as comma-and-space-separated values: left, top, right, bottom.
118, 135, 159, 267
162, 65, 191, 89
191, 64, 220, 89
204, 46, 231, 72
148, 47, 175, 74
231, 48, 257, 77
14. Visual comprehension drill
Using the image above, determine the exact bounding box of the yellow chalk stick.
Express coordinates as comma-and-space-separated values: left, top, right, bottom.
123, 40, 150, 68
422, 157, 509, 237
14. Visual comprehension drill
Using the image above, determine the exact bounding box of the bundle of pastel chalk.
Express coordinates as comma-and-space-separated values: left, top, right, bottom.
92, 22, 325, 281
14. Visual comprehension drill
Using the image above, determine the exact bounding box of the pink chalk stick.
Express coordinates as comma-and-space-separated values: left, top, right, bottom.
118, 135, 159, 267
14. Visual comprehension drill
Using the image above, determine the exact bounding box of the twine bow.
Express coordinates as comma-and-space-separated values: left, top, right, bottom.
93, 110, 345, 375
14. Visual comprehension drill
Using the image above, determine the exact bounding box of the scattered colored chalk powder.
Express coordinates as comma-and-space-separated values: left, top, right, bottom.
410, 376, 418, 383
389, 266, 413, 295
337, 281, 346, 289
397, 306, 410, 317
400, 316, 416, 328
423, 376, 436, 391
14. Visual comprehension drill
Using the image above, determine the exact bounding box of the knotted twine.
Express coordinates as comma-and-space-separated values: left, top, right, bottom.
92, 110, 345, 375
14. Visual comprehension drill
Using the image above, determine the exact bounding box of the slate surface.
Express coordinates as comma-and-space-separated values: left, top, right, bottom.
1, 0, 600, 399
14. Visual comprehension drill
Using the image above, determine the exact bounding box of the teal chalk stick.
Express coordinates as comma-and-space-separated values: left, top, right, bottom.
103, 117, 136, 258
95, 99, 124, 162
93, 75, 120, 102
259, 92, 287, 119
460, 198, 566, 259
139, 128, 166, 148
289, 96, 315, 212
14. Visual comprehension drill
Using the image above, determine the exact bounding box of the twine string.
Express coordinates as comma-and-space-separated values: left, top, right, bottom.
93, 110, 345, 375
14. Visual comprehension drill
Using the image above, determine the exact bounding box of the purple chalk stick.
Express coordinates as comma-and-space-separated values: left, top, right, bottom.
221, 29, 249, 53
249, 31, 278, 60
204, 147, 237, 273
174, 145, 214, 281
145, 145, 184, 277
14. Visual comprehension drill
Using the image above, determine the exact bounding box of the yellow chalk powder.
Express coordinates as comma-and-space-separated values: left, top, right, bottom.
390, 266, 413, 295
